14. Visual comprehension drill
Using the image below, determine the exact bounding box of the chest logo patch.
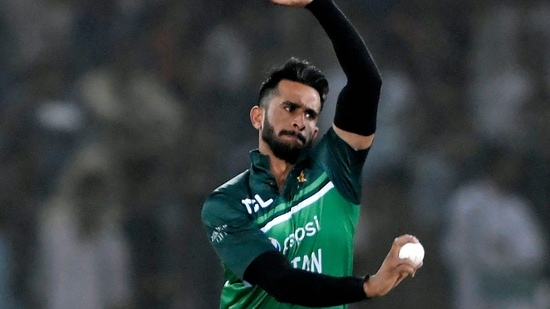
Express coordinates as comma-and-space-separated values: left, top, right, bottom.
241, 194, 274, 214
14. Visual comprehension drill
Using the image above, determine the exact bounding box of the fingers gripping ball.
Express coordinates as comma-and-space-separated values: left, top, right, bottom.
398, 242, 424, 266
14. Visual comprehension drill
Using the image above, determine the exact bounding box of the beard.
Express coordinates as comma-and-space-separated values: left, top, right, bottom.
261, 117, 312, 164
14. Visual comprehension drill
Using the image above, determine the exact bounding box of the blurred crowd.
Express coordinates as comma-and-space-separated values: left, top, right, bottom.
0, 0, 548, 308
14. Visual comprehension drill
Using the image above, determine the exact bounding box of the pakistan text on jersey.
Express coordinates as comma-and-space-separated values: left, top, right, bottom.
291, 248, 322, 273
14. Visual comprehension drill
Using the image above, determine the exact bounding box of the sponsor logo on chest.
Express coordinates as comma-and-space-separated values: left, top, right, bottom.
281, 215, 321, 254
268, 215, 323, 273
241, 194, 274, 214
265, 216, 322, 253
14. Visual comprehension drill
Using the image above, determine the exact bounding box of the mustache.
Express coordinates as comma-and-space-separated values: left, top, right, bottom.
279, 130, 306, 144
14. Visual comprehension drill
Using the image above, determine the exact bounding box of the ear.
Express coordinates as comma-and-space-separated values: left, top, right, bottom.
250, 106, 264, 130
312, 126, 319, 140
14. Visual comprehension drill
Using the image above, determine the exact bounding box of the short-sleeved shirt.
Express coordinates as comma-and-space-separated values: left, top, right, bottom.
202, 128, 369, 308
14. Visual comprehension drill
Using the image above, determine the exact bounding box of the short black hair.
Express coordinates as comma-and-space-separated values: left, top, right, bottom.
258, 57, 329, 110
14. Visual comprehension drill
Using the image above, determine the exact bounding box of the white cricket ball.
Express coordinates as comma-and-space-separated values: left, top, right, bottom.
398, 242, 424, 266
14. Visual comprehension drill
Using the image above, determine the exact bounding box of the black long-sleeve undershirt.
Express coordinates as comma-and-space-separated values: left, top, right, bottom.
244, 251, 367, 307
307, 0, 382, 136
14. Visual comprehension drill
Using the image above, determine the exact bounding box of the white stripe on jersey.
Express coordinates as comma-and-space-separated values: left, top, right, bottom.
260, 181, 334, 233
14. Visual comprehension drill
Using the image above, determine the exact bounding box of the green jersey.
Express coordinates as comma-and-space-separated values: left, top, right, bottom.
202, 128, 369, 308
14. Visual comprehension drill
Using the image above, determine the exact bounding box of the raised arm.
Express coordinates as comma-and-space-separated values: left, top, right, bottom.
307, 0, 382, 149
273, 0, 382, 149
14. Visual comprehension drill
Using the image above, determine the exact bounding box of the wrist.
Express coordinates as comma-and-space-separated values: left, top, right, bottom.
362, 274, 372, 299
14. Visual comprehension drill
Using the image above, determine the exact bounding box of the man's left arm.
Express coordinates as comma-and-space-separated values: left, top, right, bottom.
306, 0, 382, 150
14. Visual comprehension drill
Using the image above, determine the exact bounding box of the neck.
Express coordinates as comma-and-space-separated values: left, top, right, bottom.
258, 144, 293, 191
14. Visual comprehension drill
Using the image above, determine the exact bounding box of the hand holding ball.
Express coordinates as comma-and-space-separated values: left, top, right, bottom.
398, 242, 424, 266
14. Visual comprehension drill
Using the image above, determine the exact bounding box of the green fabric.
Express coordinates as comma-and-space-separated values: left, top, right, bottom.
202, 128, 369, 308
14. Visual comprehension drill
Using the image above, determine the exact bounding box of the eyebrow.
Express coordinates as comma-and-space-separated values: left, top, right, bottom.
282, 101, 320, 118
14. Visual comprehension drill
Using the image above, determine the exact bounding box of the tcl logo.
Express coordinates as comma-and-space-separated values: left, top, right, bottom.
241, 194, 273, 214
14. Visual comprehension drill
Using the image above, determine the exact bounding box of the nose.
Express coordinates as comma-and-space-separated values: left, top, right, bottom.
292, 114, 306, 130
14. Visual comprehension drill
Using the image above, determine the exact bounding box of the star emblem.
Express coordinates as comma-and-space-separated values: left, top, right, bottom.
297, 170, 307, 183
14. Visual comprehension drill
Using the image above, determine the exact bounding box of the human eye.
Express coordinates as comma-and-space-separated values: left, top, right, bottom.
305, 110, 318, 120
283, 102, 296, 112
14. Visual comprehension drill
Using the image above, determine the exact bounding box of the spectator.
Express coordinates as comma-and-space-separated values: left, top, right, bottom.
36, 143, 133, 309
442, 143, 547, 309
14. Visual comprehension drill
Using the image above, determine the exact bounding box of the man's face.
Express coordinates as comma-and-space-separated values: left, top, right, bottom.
260, 80, 321, 163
